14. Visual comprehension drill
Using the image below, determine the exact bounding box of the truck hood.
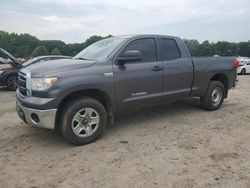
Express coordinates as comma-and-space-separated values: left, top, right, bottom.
25, 58, 96, 77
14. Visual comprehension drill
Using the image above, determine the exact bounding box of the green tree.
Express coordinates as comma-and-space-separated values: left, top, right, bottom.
31, 45, 49, 57
0, 31, 40, 57
184, 39, 200, 56
1, 30, 249, 58
199, 41, 213, 56
66, 43, 85, 56
41, 40, 65, 54
238, 42, 250, 57
51, 48, 62, 55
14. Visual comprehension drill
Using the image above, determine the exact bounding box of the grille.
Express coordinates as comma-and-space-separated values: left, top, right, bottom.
18, 71, 27, 95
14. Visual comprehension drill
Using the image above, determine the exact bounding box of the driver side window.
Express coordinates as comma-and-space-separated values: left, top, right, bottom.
121, 38, 157, 62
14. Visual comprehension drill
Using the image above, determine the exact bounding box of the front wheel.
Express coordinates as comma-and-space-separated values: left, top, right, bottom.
6, 75, 18, 91
60, 97, 107, 145
200, 81, 225, 111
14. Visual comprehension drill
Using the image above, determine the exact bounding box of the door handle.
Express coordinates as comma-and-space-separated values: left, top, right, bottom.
152, 66, 163, 71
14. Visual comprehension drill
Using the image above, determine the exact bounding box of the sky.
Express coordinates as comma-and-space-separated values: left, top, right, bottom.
1, 0, 250, 43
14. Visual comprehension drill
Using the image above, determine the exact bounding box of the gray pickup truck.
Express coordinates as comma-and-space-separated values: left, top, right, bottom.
16, 35, 238, 145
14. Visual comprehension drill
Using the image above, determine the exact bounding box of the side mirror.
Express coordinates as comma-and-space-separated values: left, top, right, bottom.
116, 50, 142, 65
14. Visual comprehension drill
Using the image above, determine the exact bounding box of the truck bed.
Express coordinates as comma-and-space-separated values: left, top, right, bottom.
191, 56, 237, 97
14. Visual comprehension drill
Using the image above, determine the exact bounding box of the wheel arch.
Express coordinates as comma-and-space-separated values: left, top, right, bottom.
210, 73, 228, 98
55, 89, 113, 131
241, 68, 246, 74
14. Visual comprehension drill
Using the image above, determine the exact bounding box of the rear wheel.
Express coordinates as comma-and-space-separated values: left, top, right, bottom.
6, 75, 18, 91
241, 69, 246, 75
200, 81, 225, 111
60, 97, 107, 145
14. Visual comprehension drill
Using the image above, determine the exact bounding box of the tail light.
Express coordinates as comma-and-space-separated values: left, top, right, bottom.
233, 59, 240, 68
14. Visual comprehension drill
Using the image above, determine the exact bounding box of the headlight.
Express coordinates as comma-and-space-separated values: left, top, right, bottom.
31, 77, 58, 91
0, 71, 4, 75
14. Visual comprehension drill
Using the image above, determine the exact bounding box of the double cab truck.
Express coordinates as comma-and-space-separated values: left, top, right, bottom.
16, 35, 239, 145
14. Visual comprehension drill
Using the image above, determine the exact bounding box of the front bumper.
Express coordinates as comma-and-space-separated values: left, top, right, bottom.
16, 101, 57, 130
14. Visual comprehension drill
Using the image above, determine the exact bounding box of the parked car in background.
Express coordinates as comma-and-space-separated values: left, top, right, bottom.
0, 48, 71, 90
238, 59, 250, 75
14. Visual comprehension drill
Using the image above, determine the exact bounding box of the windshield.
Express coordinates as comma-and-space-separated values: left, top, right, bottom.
22, 57, 39, 67
74, 37, 126, 61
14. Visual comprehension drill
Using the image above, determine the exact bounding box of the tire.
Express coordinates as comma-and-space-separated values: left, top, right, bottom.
200, 81, 225, 111
60, 97, 107, 145
6, 75, 18, 91
241, 69, 246, 75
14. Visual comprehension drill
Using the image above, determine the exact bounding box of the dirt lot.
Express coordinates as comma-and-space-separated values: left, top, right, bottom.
0, 76, 250, 188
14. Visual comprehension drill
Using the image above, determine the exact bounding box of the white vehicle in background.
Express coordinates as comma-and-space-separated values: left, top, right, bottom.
238, 58, 250, 75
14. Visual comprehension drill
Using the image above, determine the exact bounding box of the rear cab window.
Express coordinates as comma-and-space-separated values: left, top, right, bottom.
161, 38, 181, 61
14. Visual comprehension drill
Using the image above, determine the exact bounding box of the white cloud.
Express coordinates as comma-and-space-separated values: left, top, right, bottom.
0, 0, 249, 43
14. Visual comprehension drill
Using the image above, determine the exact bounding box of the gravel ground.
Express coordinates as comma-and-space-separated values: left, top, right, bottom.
0, 76, 249, 188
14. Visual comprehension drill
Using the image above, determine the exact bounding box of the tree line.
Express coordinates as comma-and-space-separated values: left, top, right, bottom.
183, 39, 250, 57
0, 30, 112, 58
0, 30, 249, 58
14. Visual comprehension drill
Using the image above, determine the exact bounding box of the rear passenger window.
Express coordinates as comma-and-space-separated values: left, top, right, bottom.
122, 38, 157, 62
161, 39, 180, 60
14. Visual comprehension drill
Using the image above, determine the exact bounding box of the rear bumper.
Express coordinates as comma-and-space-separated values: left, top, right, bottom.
16, 101, 57, 130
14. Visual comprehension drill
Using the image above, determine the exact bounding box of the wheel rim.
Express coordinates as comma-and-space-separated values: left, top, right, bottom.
211, 87, 222, 106
8, 76, 18, 90
71, 108, 100, 138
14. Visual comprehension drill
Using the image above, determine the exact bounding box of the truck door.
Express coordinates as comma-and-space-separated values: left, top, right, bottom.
160, 38, 194, 102
113, 38, 164, 108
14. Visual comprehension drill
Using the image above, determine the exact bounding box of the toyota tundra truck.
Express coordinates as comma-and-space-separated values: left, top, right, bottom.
16, 35, 239, 145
